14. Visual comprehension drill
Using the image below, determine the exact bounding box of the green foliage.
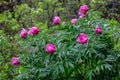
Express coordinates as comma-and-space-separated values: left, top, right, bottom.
0, 1, 46, 35
14, 11, 120, 80
0, 30, 21, 80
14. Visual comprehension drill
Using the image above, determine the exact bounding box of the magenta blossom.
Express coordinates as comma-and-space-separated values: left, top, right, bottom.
20, 28, 27, 39
46, 43, 55, 54
79, 5, 89, 14
11, 57, 19, 66
53, 16, 60, 25
117, 18, 120, 23
71, 19, 77, 24
78, 5, 89, 18
77, 33, 88, 45
28, 26, 39, 35
94, 27, 102, 34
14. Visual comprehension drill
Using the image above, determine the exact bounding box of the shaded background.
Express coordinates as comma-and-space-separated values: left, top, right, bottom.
0, 0, 120, 35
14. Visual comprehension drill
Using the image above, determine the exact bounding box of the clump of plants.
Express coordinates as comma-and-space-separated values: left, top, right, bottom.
10, 5, 120, 80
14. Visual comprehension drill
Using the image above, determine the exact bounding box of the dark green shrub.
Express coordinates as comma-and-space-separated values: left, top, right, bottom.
14, 11, 120, 80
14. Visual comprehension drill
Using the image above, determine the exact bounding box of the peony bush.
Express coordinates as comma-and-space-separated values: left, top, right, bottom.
11, 5, 120, 80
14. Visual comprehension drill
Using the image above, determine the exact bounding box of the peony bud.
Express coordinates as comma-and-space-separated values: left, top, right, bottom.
94, 27, 102, 34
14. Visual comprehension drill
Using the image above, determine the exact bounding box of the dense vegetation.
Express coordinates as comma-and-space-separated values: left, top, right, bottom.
0, 0, 120, 80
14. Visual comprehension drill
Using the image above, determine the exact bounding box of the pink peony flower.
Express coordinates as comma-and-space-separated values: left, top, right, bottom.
71, 19, 77, 24
79, 5, 89, 14
20, 28, 27, 39
77, 33, 88, 45
117, 18, 120, 23
28, 26, 39, 35
53, 16, 60, 25
94, 27, 102, 34
78, 5, 89, 18
11, 57, 19, 66
46, 43, 55, 54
